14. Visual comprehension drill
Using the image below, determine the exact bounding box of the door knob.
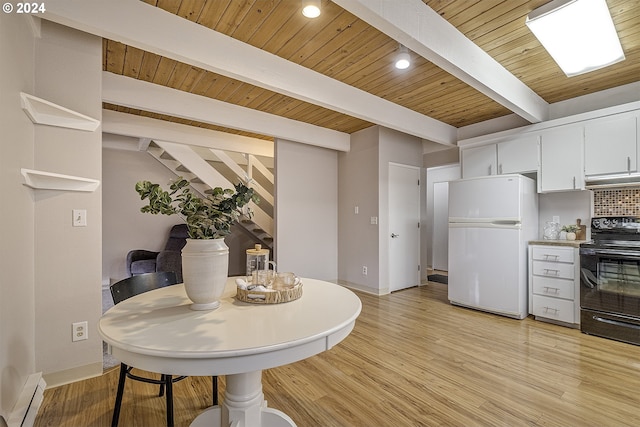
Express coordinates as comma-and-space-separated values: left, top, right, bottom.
391, 233, 399, 238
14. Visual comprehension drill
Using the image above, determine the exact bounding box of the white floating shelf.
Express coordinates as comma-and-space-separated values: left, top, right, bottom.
21, 169, 100, 192
20, 92, 100, 132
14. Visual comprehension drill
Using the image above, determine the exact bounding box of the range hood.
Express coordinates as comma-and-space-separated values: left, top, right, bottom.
585, 173, 640, 189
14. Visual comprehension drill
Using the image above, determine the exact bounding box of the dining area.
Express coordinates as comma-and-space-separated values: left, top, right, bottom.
35, 277, 640, 426
98, 275, 362, 427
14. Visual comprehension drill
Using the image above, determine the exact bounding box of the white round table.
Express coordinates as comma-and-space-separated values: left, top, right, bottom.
99, 277, 362, 427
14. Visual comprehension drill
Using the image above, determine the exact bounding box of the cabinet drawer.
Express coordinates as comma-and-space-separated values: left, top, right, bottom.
532, 260, 574, 280
531, 246, 574, 263
531, 276, 574, 300
532, 295, 575, 324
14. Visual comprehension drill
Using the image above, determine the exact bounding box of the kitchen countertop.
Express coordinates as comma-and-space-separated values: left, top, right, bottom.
529, 239, 588, 248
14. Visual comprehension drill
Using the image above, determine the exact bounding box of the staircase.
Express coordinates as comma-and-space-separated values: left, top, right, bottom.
145, 139, 274, 250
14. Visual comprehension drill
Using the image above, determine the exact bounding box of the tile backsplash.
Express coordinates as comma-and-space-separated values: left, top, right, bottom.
593, 187, 640, 216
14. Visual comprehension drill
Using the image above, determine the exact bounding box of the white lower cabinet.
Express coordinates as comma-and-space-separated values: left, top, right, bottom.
528, 244, 580, 326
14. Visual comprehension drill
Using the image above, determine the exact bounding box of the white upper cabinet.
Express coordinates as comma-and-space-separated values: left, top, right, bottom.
462, 135, 540, 179
539, 125, 584, 192
461, 144, 497, 178
584, 114, 638, 177
497, 135, 540, 175
459, 104, 640, 190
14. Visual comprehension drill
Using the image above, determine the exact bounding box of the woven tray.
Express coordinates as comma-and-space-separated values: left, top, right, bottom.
236, 283, 303, 304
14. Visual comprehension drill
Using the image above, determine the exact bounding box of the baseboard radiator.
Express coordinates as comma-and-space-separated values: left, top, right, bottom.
7, 373, 46, 427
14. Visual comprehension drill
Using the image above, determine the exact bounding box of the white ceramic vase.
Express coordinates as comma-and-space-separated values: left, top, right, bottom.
566, 232, 576, 241
181, 238, 229, 311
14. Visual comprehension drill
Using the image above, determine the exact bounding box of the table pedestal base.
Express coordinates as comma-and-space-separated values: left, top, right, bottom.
190, 371, 296, 427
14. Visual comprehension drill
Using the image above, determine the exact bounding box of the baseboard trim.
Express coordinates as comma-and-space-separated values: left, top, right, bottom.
336, 280, 389, 296
42, 362, 102, 389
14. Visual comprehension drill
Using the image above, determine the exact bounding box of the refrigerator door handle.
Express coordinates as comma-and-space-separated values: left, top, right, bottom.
449, 217, 520, 223
492, 220, 520, 226
449, 222, 521, 230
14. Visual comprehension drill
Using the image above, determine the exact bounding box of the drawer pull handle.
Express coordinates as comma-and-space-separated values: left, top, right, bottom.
543, 254, 559, 260
543, 306, 559, 314
543, 269, 560, 276
593, 315, 640, 331
543, 286, 560, 294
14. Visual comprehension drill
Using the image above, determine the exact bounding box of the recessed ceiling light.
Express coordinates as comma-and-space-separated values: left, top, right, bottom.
526, 0, 624, 77
302, 0, 321, 18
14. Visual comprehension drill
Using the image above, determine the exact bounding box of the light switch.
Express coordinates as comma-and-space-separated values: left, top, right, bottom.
73, 209, 87, 227
354, 206, 359, 214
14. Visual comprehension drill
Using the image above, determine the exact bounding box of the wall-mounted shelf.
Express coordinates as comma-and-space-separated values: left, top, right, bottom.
20, 92, 100, 132
21, 169, 100, 192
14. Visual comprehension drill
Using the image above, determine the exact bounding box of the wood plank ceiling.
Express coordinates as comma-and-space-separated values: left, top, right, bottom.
103, 0, 640, 142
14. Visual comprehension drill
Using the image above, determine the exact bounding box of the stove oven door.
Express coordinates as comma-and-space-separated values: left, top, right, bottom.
580, 247, 640, 344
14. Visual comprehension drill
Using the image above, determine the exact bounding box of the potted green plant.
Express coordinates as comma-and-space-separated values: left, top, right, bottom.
135, 177, 259, 310
561, 224, 579, 241
135, 177, 257, 239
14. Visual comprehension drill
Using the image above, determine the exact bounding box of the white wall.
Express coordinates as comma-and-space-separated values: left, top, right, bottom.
275, 139, 338, 281
33, 21, 103, 386
0, 13, 36, 424
338, 127, 379, 292
338, 126, 423, 294
538, 191, 592, 240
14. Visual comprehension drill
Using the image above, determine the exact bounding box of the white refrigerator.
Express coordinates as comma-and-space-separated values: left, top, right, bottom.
447, 174, 538, 319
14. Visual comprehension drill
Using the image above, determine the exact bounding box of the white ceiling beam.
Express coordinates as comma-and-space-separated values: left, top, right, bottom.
102, 110, 274, 158
103, 72, 350, 152
42, 0, 457, 146
334, 0, 549, 123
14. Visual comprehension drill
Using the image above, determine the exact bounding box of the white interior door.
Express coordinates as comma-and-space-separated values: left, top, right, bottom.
432, 181, 449, 271
389, 163, 420, 292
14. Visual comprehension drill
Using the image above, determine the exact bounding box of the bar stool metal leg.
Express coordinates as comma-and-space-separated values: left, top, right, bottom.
212, 376, 218, 406
111, 363, 128, 427
159, 374, 166, 397
165, 375, 174, 427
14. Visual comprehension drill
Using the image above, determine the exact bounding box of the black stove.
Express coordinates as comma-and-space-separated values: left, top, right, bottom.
581, 216, 640, 250
580, 216, 640, 346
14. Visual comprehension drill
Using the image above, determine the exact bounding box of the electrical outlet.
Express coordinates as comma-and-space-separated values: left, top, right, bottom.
72, 321, 88, 342
362, 266, 367, 275
552, 215, 560, 223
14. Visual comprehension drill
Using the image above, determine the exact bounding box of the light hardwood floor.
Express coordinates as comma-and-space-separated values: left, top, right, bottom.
35, 282, 640, 427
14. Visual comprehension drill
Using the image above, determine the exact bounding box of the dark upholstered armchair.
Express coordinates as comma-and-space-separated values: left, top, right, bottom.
126, 224, 189, 282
